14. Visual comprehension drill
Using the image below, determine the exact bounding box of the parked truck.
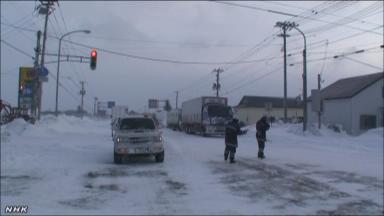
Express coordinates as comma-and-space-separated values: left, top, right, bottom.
181, 96, 233, 136
166, 109, 181, 130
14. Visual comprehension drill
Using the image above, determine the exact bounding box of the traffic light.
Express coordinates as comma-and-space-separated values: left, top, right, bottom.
90, 49, 97, 70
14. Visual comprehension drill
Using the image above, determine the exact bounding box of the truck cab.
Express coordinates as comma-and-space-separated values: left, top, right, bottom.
112, 115, 164, 164
202, 104, 233, 135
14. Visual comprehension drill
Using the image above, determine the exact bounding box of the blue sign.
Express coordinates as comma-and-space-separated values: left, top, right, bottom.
38, 66, 49, 77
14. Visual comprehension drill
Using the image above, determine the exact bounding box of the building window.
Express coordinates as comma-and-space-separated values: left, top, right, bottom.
360, 115, 377, 130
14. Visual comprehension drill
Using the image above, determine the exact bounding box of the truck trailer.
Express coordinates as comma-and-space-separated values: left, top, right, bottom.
166, 109, 181, 130
181, 96, 233, 136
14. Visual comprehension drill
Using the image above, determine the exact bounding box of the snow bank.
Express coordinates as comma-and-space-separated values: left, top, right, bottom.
1, 115, 109, 142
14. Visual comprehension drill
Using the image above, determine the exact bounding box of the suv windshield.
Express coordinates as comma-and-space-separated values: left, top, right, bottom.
119, 118, 155, 130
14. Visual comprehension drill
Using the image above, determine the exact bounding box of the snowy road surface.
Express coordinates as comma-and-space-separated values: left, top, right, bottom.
1, 115, 383, 215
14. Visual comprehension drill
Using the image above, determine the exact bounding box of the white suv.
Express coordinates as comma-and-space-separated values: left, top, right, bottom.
113, 115, 164, 164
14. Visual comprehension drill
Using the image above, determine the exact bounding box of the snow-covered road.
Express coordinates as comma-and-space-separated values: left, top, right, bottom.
1, 115, 383, 215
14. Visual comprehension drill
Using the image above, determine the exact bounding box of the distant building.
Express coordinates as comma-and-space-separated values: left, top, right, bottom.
234, 96, 303, 125
307, 72, 384, 135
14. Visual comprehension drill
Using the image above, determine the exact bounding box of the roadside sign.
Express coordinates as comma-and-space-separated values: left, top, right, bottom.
38, 66, 49, 77
38, 66, 49, 82
18, 67, 36, 107
148, 99, 158, 108
107, 101, 115, 108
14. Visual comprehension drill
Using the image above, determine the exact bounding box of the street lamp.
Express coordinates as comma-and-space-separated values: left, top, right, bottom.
291, 23, 308, 132
55, 30, 90, 117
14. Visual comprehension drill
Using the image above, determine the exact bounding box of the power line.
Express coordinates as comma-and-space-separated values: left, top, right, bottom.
0, 39, 34, 59
1, 22, 37, 33
1, 21, 57, 38
264, 1, 382, 27
48, 72, 80, 103
290, 26, 383, 52
214, 1, 300, 17
171, 31, 279, 98
342, 56, 383, 71
299, 2, 383, 36
62, 39, 283, 65
223, 66, 282, 95
213, 1, 382, 35
1, 14, 35, 38
57, 6, 87, 82
288, 45, 383, 68
70, 34, 255, 48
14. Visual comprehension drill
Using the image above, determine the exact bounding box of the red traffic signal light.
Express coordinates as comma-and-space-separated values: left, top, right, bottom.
90, 49, 97, 70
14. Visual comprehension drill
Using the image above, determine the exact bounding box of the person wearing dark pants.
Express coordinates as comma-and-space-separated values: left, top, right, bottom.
256, 116, 270, 159
224, 118, 241, 163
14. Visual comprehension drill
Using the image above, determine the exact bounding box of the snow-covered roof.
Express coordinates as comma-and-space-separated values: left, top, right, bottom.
318, 72, 383, 100
236, 96, 302, 108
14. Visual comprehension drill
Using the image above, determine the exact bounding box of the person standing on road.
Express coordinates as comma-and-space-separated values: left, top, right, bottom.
256, 116, 270, 159
224, 118, 241, 163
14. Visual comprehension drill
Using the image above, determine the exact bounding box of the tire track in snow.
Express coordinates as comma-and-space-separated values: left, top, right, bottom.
208, 158, 383, 215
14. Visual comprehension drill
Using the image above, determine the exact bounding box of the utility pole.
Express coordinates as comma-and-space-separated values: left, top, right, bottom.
317, 73, 321, 129
80, 81, 85, 119
175, 91, 179, 109
94, 97, 98, 116
32, 30, 42, 118
291, 23, 308, 132
37, 0, 55, 120
275, 21, 290, 123
212, 68, 224, 97
276, 21, 308, 131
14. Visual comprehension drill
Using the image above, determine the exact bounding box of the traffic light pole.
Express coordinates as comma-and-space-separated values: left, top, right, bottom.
55, 30, 90, 117
292, 25, 308, 132
94, 97, 98, 116
175, 91, 179, 109
80, 81, 85, 119
318, 73, 321, 129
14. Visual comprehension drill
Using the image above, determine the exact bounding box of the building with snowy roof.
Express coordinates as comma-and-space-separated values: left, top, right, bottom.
307, 72, 384, 135
234, 96, 303, 125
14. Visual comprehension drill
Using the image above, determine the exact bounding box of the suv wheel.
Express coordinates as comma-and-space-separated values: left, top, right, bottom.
114, 152, 122, 164
155, 151, 164, 163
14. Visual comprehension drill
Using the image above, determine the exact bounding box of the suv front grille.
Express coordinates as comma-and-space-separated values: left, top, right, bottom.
128, 136, 152, 144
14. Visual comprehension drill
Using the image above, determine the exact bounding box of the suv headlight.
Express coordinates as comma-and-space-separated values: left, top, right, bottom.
116, 137, 121, 143
153, 136, 163, 142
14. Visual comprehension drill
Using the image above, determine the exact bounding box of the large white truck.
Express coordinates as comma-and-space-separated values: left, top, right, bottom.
181, 96, 233, 136
166, 109, 181, 130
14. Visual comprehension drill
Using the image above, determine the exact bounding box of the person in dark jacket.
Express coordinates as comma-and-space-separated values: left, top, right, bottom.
256, 116, 270, 159
224, 118, 241, 163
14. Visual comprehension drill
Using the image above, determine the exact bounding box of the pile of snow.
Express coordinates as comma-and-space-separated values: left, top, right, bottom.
1, 118, 31, 143
1, 115, 382, 215
1, 115, 109, 142
2, 118, 31, 136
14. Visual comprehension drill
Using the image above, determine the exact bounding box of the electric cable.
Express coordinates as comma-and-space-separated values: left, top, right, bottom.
1, 39, 35, 59
214, 1, 382, 35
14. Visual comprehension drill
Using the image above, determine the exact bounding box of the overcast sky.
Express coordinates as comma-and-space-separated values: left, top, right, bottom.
1, 1, 383, 112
